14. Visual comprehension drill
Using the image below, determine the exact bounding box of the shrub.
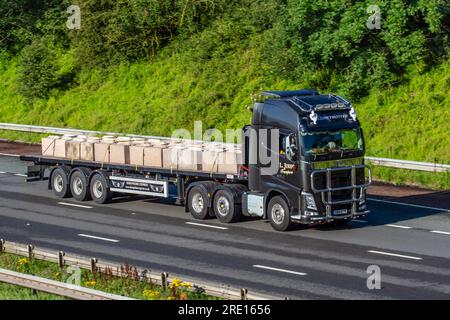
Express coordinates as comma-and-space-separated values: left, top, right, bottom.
18, 39, 57, 100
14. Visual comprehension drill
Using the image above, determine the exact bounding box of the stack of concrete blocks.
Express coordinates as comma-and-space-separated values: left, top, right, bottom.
41, 135, 61, 156
53, 135, 76, 158
201, 143, 242, 174
94, 136, 115, 163
41, 134, 242, 174
129, 139, 168, 168
80, 137, 100, 161
162, 140, 184, 170
108, 137, 131, 164
177, 142, 203, 171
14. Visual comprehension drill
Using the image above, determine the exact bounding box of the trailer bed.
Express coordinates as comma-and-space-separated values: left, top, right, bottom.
20, 155, 247, 181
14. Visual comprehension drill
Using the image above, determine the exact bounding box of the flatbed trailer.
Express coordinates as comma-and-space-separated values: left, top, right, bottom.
19, 89, 372, 232
20, 154, 247, 206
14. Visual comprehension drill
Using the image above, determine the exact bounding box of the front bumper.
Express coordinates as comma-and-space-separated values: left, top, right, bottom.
291, 210, 370, 224
293, 164, 372, 224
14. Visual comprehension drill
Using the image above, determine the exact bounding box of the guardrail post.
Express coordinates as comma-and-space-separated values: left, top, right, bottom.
90, 258, 98, 274
0, 239, 4, 253
58, 251, 65, 268
161, 272, 168, 291
240, 288, 248, 300
27, 245, 34, 259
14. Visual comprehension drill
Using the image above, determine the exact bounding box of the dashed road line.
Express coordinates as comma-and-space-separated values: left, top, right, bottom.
430, 230, 450, 236
14, 174, 27, 177
368, 250, 422, 260
253, 265, 307, 276
185, 222, 228, 230
385, 224, 412, 229
58, 202, 93, 209
77, 234, 120, 243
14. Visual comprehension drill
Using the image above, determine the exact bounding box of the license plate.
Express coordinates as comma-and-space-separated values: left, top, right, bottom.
333, 209, 348, 215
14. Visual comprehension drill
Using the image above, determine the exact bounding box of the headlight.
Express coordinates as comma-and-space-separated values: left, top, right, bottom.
303, 192, 317, 210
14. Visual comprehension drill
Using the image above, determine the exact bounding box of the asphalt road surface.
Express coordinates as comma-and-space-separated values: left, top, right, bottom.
0, 155, 449, 299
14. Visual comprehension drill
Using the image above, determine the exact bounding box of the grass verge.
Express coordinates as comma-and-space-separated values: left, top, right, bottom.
0, 282, 67, 300
0, 252, 216, 300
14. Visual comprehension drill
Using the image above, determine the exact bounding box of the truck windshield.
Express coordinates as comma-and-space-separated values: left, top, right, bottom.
300, 128, 363, 156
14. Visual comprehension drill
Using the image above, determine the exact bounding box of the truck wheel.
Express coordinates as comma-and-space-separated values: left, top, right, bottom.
90, 173, 112, 204
213, 189, 241, 223
188, 186, 210, 220
51, 168, 71, 198
70, 170, 91, 202
268, 196, 292, 232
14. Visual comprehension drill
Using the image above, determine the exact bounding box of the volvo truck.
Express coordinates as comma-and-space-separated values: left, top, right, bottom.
21, 89, 371, 231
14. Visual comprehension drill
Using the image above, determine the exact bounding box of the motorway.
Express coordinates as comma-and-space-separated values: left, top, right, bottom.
0, 155, 450, 299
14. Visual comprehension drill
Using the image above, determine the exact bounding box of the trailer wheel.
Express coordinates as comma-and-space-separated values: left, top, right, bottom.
70, 170, 91, 202
51, 168, 71, 198
187, 186, 209, 220
90, 173, 112, 204
268, 196, 292, 232
213, 190, 241, 223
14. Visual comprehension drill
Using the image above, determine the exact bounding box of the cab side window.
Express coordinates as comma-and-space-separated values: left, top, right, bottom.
279, 132, 298, 162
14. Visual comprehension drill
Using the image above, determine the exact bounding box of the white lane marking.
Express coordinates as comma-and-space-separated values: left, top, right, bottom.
58, 202, 93, 209
430, 230, 450, 236
14, 173, 27, 177
368, 250, 422, 260
0, 171, 5, 174
368, 198, 449, 212
352, 219, 368, 223
385, 224, 412, 229
185, 222, 228, 230
253, 265, 307, 276
78, 234, 119, 243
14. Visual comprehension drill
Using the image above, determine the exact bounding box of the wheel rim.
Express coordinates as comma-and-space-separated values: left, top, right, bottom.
216, 196, 230, 217
191, 193, 204, 213
72, 177, 83, 195
271, 203, 285, 225
92, 180, 103, 199
54, 174, 64, 193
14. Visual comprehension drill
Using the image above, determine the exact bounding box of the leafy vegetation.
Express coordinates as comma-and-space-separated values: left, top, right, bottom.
0, 0, 448, 188
0, 252, 215, 300
0, 282, 67, 300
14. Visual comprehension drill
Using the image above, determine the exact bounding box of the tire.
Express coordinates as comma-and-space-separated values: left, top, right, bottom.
90, 173, 112, 204
51, 168, 71, 198
213, 189, 241, 223
187, 186, 210, 220
268, 196, 292, 232
70, 170, 92, 202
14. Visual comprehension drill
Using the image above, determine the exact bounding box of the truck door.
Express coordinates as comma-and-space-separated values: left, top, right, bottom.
259, 128, 302, 204
277, 130, 302, 188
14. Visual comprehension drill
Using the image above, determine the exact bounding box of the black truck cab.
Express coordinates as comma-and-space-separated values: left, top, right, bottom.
242, 89, 371, 231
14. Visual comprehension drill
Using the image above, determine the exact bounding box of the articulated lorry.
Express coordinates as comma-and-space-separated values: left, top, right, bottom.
21, 89, 371, 231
